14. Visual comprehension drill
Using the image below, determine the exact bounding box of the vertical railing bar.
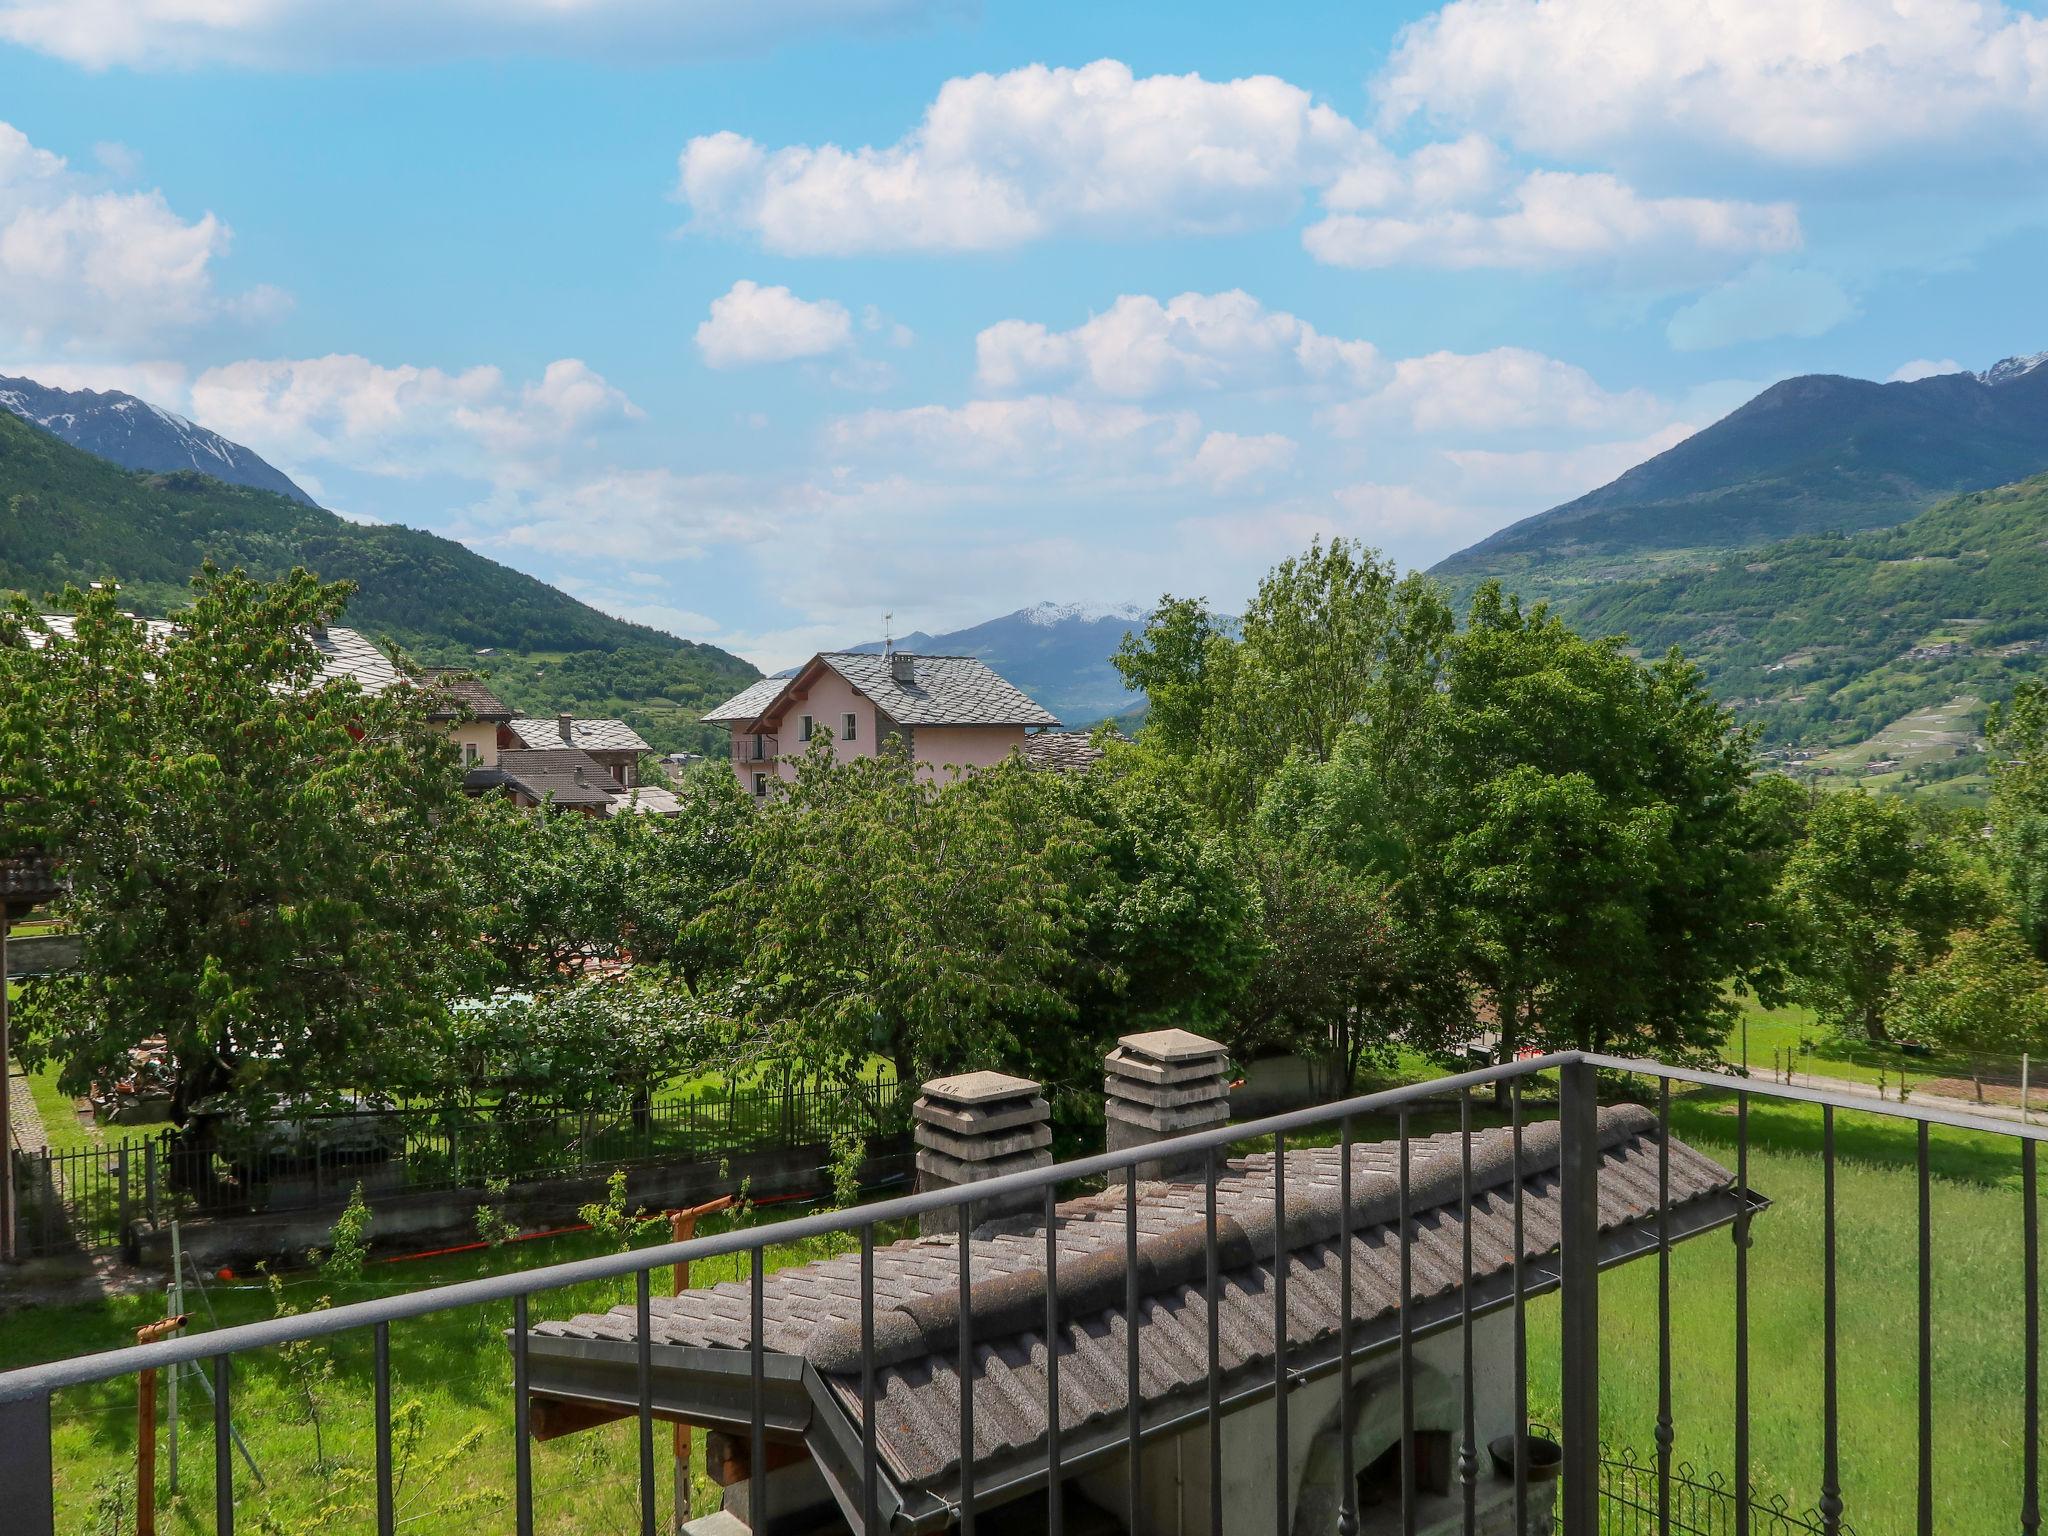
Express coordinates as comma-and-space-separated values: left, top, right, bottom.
637, 1267, 656, 1536
1399, 1103, 1416, 1536
1558, 1060, 1601, 1536
1820, 1104, 1842, 1536
2026, 1140, 2040, 1535
514, 1294, 534, 1536
1916, 1119, 1931, 1536
1206, 1145, 1223, 1536
1126, 1162, 1142, 1535
752, 1242, 769, 1536
1273, 1127, 1289, 1536
1657, 1077, 1673, 1533
213, 1354, 233, 1536
1512, 1078, 1528, 1536
1339, 1112, 1358, 1536
861, 1225, 878, 1536
374, 1321, 395, 1536
1045, 1186, 1063, 1536
959, 1201, 976, 1536
1735, 1092, 1751, 1536
1460, 1087, 1477, 1536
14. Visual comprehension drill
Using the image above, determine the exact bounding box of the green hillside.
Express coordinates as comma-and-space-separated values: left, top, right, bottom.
1564, 473, 2048, 784
0, 409, 758, 752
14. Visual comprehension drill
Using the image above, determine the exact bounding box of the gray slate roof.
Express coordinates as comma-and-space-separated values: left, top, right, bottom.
702, 677, 787, 725
477, 748, 618, 807
417, 668, 514, 722
1021, 730, 1116, 772
509, 717, 652, 755
820, 652, 1059, 728
529, 1105, 1739, 1499
33, 615, 403, 696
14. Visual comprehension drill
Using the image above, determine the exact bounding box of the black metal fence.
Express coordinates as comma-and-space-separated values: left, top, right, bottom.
0, 1051, 2035, 1536
9, 1072, 901, 1257
1594, 1444, 1852, 1536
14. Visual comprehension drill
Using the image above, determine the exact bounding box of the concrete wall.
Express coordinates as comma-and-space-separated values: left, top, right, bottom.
907, 725, 1030, 778
446, 719, 499, 768
1074, 1311, 1527, 1536
134, 1138, 911, 1270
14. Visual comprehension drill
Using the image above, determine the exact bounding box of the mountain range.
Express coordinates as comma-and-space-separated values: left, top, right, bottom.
0, 392, 756, 753
1430, 352, 2048, 605
1, 375, 316, 506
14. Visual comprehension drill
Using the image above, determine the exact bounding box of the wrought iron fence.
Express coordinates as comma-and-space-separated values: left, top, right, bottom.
0, 1051, 2035, 1536
1593, 1444, 1853, 1536
9, 1071, 902, 1257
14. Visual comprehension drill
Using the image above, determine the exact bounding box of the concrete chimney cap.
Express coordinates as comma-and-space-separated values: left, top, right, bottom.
1116, 1028, 1227, 1064
919, 1069, 1038, 1106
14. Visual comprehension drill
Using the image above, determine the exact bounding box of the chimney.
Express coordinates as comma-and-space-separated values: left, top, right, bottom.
557, 712, 574, 744
1104, 1029, 1230, 1181
890, 650, 916, 685
574, 765, 587, 786
912, 1071, 1051, 1235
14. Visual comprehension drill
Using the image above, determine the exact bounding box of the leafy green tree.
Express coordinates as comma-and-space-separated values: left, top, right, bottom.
2, 569, 482, 1143
704, 738, 1097, 1088
1990, 680, 2048, 961
1778, 790, 1993, 1042
1889, 918, 2048, 1100
1111, 595, 1224, 760
1412, 585, 1799, 1060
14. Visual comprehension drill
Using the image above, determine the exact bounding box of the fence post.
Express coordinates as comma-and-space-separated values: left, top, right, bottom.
0, 1391, 56, 1536
1558, 1058, 1601, 1536
118, 1142, 131, 1250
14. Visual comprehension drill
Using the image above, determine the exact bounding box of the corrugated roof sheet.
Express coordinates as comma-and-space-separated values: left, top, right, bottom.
509, 717, 652, 754
532, 1105, 1733, 1494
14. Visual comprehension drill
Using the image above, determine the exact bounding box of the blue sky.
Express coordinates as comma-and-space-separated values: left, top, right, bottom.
2, 0, 2045, 668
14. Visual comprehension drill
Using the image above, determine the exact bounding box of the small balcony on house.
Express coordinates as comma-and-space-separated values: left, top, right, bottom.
1, 1044, 2030, 1536
732, 732, 780, 766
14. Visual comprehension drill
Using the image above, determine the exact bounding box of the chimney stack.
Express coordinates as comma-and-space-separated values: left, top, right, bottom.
912, 1071, 1051, 1235
890, 650, 916, 685
1104, 1029, 1230, 1180
557, 712, 574, 744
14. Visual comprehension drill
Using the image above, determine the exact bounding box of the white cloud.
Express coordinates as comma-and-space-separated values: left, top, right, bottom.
975, 290, 1378, 399
1185, 431, 1297, 491
0, 0, 944, 70
1889, 357, 1967, 383
1666, 265, 1857, 351
0, 356, 192, 402
695, 279, 854, 368
186, 353, 638, 481
1304, 169, 1799, 275
467, 468, 768, 563
0, 119, 282, 355
677, 59, 1381, 255
1322, 346, 1665, 436
827, 395, 1201, 478
1380, 0, 2048, 167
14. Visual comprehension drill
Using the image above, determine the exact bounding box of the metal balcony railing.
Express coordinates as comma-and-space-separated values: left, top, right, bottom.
731, 734, 779, 765
0, 1051, 2037, 1536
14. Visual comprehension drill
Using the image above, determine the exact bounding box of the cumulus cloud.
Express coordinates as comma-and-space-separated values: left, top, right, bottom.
1889, 357, 1967, 383
0, 0, 943, 70
0, 119, 283, 355
975, 290, 1378, 398
1322, 346, 1666, 436
1185, 431, 1297, 491
827, 394, 1201, 478
1665, 265, 1857, 351
678, 59, 1385, 255
187, 353, 639, 480
1380, 0, 2048, 166
1305, 170, 1799, 276
695, 280, 854, 367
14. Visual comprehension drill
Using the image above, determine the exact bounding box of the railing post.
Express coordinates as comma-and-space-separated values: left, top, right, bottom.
0, 1391, 55, 1536
1558, 1059, 1601, 1536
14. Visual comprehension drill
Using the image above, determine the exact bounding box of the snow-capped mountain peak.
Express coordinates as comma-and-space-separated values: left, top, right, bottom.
1977, 351, 2048, 387
1019, 599, 1148, 628
0, 375, 314, 505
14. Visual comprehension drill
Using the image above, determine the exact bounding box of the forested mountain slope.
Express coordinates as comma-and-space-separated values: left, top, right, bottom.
1566, 473, 2048, 751
0, 409, 757, 751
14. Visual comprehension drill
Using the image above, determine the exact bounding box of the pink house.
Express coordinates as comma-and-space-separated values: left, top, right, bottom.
702, 650, 1061, 797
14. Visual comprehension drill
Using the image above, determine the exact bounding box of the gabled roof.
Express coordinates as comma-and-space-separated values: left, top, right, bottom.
1021, 730, 1118, 772
523, 1104, 1750, 1522
32, 615, 403, 696
509, 717, 652, 755
701, 677, 786, 725
606, 784, 682, 817
475, 748, 618, 807
728, 651, 1059, 732
417, 668, 514, 722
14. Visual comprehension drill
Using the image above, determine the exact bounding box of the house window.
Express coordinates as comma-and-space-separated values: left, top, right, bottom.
800, 714, 814, 742
464, 742, 479, 765
843, 712, 857, 743
612, 763, 626, 785
751, 734, 766, 761
753, 773, 768, 798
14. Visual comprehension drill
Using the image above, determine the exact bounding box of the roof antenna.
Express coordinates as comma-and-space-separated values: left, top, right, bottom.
883, 612, 894, 658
